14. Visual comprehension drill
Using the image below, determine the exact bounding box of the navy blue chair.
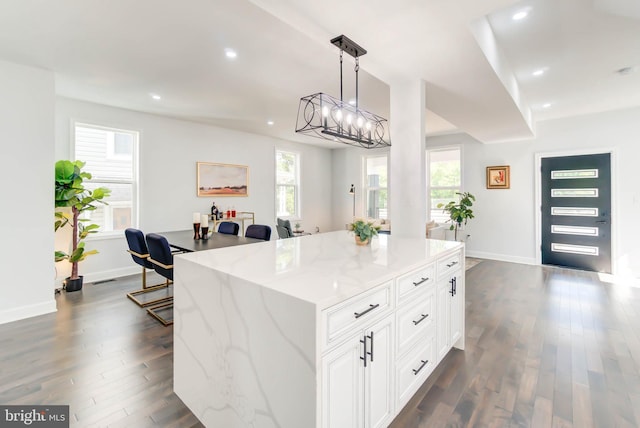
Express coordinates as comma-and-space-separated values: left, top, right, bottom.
245, 224, 271, 241
124, 228, 171, 307
218, 221, 240, 236
145, 233, 177, 326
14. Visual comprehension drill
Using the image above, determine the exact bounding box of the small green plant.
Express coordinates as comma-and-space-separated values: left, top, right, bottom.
55, 160, 111, 280
437, 192, 475, 241
348, 218, 381, 243
295, 222, 301, 231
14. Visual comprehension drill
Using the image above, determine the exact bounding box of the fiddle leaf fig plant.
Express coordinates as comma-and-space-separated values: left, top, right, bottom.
55, 160, 111, 281
437, 192, 475, 241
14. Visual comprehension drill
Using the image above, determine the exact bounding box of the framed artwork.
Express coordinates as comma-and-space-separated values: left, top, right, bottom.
486, 165, 510, 189
197, 162, 249, 197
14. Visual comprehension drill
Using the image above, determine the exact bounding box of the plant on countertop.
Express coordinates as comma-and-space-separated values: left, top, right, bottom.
55, 160, 111, 290
437, 191, 475, 241
348, 218, 381, 244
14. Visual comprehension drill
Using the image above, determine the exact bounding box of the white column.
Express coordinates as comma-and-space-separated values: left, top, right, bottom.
389, 78, 427, 238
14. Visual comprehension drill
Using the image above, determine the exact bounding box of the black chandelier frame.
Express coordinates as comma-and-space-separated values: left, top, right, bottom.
295, 35, 391, 149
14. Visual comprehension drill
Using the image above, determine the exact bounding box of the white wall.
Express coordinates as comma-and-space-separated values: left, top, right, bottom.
55, 98, 333, 284
427, 107, 640, 278
0, 60, 56, 324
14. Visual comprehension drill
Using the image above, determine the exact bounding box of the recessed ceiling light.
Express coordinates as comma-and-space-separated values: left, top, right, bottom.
512, 10, 529, 20
532, 68, 545, 77
267, 120, 274, 126
225, 48, 237, 59
542, 103, 552, 109
150, 93, 161, 100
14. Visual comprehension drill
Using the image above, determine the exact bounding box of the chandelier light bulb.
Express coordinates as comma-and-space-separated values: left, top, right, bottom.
357, 117, 364, 128
365, 122, 371, 130
346, 114, 353, 124
336, 110, 343, 121
322, 106, 329, 117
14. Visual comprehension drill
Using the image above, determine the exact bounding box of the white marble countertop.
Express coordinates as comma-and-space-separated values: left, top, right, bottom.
176, 230, 462, 309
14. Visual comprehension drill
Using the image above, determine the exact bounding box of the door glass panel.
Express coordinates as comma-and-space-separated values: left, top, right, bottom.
551, 225, 599, 236
551, 243, 599, 256
551, 188, 598, 198
551, 169, 598, 179
551, 207, 598, 216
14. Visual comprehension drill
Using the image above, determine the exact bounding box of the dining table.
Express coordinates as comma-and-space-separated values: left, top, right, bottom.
157, 230, 262, 252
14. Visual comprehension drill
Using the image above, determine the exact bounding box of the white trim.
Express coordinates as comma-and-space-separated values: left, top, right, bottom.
0, 300, 57, 325
275, 149, 301, 218
426, 145, 463, 222
534, 148, 617, 274
465, 250, 536, 266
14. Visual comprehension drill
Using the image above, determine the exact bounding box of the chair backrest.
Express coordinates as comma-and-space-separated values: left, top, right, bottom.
276, 218, 293, 237
276, 225, 291, 239
146, 233, 175, 281
218, 221, 240, 236
246, 224, 272, 241
125, 228, 154, 269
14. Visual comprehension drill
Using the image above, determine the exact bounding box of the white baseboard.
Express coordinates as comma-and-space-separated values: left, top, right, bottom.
0, 300, 57, 326
465, 250, 537, 266
54, 266, 141, 288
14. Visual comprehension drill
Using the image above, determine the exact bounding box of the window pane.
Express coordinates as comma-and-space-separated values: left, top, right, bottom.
366, 156, 387, 187
430, 188, 458, 223
81, 182, 133, 232
429, 149, 460, 187
367, 189, 388, 219
75, 125, 134, 180
276, 151, 297, 185
276, 185, 296, 217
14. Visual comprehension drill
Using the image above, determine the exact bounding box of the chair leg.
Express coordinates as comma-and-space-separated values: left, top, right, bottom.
126, 267, 172, 307
146, 301, 174, 326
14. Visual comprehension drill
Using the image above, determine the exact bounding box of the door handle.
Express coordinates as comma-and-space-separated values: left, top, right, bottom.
360, 335, 368, 368
595, 220, 607, 224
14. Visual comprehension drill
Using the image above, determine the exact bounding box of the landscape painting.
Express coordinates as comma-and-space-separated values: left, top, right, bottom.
197, 162, 248, 197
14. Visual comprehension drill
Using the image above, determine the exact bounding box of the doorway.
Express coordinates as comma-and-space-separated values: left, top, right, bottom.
540, 153, 612, 273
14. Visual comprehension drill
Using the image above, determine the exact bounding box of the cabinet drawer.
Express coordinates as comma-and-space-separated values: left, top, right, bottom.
396, 263, 435, 303
322, 281, 393, 348
396, 334, 436, 409
396, 290, 435, 355
437, 250, 462, 280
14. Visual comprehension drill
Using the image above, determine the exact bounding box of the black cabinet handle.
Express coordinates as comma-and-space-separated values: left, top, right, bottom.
412, 359, 429, 375
449, 278, 455, 296
360, 336, 368, 368
367, 331, 374, 362
413, 313, 429, 326
446, 261, 458, 268
412, 277, 429, 287
354, 303, 380, 319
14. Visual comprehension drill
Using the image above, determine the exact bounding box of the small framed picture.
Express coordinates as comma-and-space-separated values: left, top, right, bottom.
486, 165, 510, 189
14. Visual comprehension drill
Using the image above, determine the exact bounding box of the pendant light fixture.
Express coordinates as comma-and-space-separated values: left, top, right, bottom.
295, 35, 391, 149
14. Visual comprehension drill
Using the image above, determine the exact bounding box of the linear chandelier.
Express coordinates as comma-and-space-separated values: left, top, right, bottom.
295, 35, 391, 149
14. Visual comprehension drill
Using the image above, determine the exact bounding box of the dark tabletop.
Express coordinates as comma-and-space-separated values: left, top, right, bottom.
155, 230, 262, 252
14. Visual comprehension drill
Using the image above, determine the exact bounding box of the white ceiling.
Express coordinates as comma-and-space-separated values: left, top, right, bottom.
0, 0, 638, 147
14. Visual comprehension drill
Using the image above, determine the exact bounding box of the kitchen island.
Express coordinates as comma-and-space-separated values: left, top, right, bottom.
174, 230, 465, 428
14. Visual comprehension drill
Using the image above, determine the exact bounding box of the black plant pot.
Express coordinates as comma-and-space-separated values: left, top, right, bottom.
65, 276, 83, 292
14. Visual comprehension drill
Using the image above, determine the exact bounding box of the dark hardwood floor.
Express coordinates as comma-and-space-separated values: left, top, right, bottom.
1, 260, 639, 427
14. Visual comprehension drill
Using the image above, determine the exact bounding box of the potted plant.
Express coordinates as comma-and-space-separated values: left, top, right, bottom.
54, 160, 111, 291
348, 218, 381, 246
294, 222, 302, 233
437, 192, 475, 241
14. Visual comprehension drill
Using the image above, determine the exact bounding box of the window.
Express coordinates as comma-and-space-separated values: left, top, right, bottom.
275, 150, 300, 218
365, 155, 388, 220
74, 123, 138, 235
427, 147, 461, 223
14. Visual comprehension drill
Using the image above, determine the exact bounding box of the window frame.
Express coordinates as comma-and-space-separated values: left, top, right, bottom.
275, 148, 301, 220
72, 121, 139, 238
426, 145, 463, 223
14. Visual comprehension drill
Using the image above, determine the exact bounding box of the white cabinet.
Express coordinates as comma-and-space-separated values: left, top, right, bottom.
436, 250, 464, 362
322, 313, 394, 428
